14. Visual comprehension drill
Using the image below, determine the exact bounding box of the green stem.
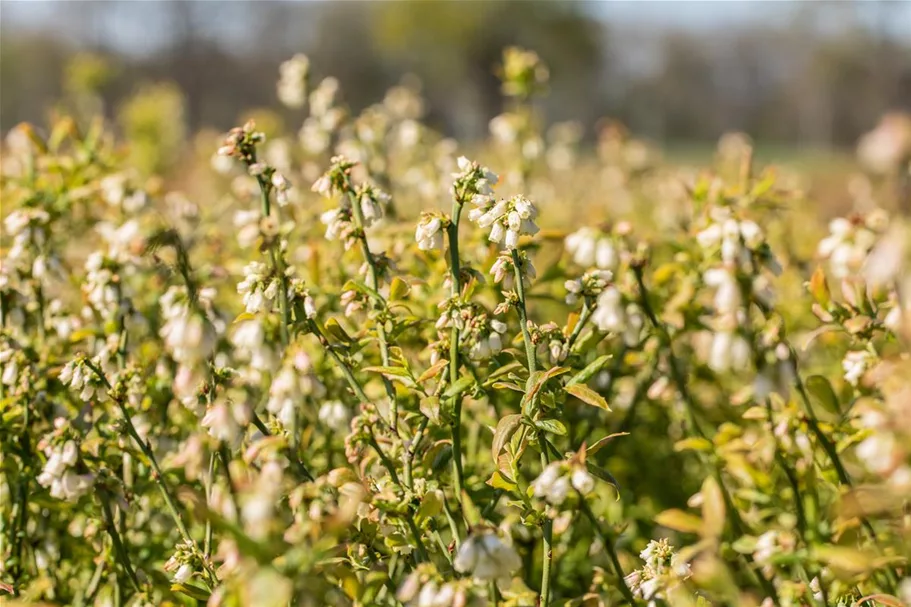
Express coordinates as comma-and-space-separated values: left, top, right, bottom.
204, 452, 216, 557
579, 499, 636, 605
447, 201, 466, 508
99, 490, 141, 594
309, 320, 373, 407
367, 434, 428, 563
11, 408, 31, 594
255, 175, 291, 347
539, 448, 553, 607
85, 361, 215, 581
218, 443, 240, 516
566, 300, 592, 353
509, 247, 551, 605
347, 189, 399, 432
510, 248, 537, 374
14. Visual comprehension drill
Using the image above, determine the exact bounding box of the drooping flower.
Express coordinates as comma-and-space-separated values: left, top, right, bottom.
415, 214, 445, 251
276, 54, 310, 109
453, 531, 521, 581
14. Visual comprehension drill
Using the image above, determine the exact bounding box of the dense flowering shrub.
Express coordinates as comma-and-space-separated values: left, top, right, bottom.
2, 48, 911, 607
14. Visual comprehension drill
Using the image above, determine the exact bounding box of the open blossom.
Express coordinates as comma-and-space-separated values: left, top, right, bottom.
855, 431, 899, 475
242, 461, 285, 539
817, 213, 885, 278
237, 261, 276, 313
625, 539, 692, 604
703, 267, 741, 317
565, 269, 612, 305
60, 358, 106, 402
707, 330, 750, 373
318, 400, 350, 431
232, 319, 278, 373
415, 214, 445, 251
451, 156, 498, 200
843, 350, 874, 387
201, 400, 247, 448
531, 460, 595, 506
592, 287, 644, 345
276, 53, 310, 108
469, 319, 507, 360
565, 227, 619, 270
321, 207, 350, 241
160, 287, 217, 366
592, 286, 625, 333
271, 171, 292, 206
470, 195, 539, 248
490, 250, 536, 290
696, 207, 763, 263
753, 530, 796, 575
356, 184, 389, 226
453, 531, 521, 580
36, 440, 94, 502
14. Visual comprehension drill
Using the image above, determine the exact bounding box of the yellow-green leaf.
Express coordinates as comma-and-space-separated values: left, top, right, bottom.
700, 476, 726, 539
565, 383, 611, 411
586, 432, 629, 456
655, 509, 703, 534
492, 414, 523, 460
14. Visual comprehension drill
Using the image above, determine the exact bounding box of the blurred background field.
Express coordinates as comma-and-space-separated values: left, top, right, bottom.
2, 2, 910, 137
1, 0, 910, 215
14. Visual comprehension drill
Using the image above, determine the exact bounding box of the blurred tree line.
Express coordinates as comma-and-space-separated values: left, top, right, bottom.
1, 0, 909, 146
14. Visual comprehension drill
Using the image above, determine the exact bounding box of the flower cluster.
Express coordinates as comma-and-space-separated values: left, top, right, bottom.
624, 539, 692, 605
36, 437, 93, 502
469, 194, 539, 249
817, 211, 888, 278
531, 459, 595, 506
453, 531, 522, 581
277, 53, 310, 108
565, 227, 620, 271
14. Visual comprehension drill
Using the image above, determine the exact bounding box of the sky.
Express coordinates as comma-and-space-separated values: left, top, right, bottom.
2, 0, 909, 55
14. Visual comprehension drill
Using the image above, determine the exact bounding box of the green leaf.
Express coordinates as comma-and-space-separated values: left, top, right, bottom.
566, 355, 612, 386
807, 266, 831, 307
806, 375, 841, 415
701, 477, 726, 539
444, 374, 475, 399
491, 381, 524, 392
461, 490, 481, 527
533, 418, 567, 435
814, 545, 876, 574
852, 594, 907, 607
325, 318, 353, 344
564, 383, 611, 411
172, 583, 212, 601
415, 490, 443, 522
362, 366, 412, 379
343, 279, 386, 305
389, 276, 410, 301
586, 432, 629, 456
655, 509, 703, 534
586, 461, 621, 492
416, 360, 447, 383
492, 414, 523, 459
731, 535, 758, 554
485, 361, 525, 385
522, 366, 570, 413
674, 437, 714, 453
487, 470, 518, 492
